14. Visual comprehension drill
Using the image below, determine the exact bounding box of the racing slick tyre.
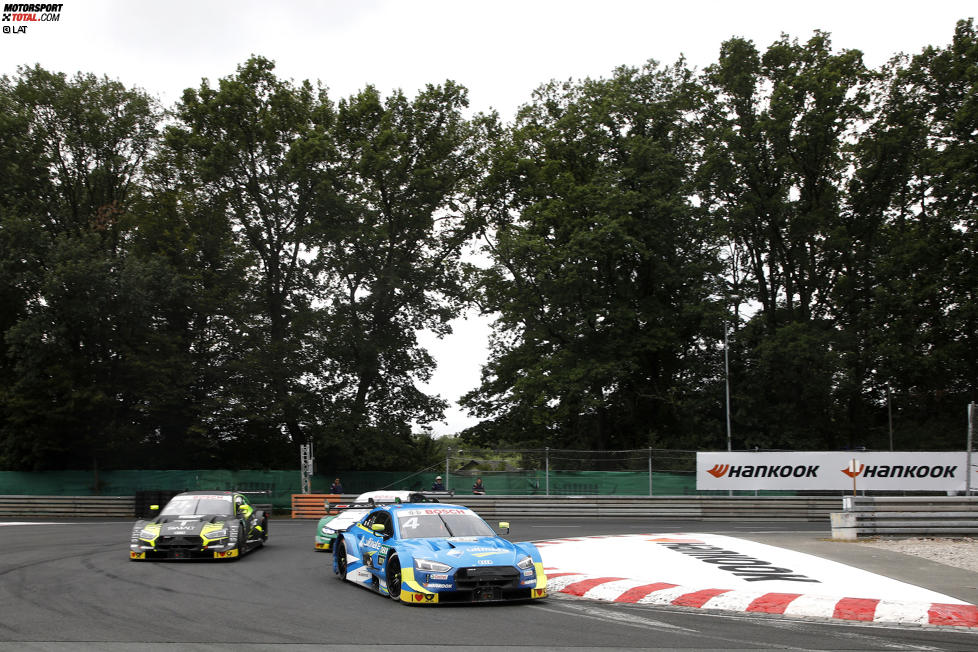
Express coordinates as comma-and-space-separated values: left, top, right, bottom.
261, 516, 268, 542
234, 525, 246, 559
335, 539, 347, 579
386, 554, 402, 602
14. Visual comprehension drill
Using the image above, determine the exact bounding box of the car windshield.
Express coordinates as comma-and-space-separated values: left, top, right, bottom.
395, 508, 495, 539
161, 496, 234, 517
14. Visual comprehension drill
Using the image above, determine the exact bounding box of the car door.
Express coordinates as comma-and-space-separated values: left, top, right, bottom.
358, 510, 392, 573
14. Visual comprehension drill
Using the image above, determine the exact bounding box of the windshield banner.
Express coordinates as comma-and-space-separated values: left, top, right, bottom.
696, 451, 977, 491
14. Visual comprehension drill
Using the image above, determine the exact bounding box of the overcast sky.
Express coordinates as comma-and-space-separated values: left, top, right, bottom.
2, 1, 974, 435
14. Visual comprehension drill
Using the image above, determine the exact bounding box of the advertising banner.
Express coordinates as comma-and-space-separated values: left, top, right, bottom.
696, 451, 977, 492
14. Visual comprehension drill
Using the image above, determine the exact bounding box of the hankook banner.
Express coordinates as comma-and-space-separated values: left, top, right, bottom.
696, 451, 977, 491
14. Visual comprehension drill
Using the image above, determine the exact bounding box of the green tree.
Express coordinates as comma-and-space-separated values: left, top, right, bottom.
855, 19, 978, 448
0, 66, 161, 472
701, 33, 872, 448
463, 61, 721, 452
312, 82, 483, 469
164, 56, 331, 457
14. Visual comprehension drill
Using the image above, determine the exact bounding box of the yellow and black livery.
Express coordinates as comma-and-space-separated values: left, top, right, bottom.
130, 490, 267, 560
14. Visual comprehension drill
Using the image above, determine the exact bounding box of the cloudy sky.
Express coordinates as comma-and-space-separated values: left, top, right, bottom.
2, 0, 974, 434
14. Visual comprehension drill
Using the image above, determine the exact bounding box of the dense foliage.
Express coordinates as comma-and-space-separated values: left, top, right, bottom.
1, 22, 975, 472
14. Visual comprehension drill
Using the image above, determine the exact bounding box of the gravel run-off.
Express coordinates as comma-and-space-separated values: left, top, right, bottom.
852, 537, 978, 573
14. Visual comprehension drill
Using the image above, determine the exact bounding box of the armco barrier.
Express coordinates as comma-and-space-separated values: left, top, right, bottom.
289, 494, 839, 521
830, 496, 978, 539
0, 495, 135, 517
447, 495, 839, 520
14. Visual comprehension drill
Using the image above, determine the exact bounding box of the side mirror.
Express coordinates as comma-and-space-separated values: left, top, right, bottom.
150, 505, 159, 511
371, 523, 386, 534
498, 521, 510, 535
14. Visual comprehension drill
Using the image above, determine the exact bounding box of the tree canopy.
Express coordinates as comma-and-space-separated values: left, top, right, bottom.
1, 20, 976, 472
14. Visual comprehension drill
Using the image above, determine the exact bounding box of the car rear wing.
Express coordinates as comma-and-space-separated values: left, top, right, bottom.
325, 490, 455, 512
417, 491, 455, 501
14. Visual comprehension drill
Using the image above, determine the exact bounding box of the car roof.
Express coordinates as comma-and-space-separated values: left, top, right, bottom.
355, 490, 416, 501
382, 502, 470, 513
175, 491, 236, 497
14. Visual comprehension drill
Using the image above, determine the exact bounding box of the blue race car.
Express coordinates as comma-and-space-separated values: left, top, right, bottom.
332, 503, 547, 604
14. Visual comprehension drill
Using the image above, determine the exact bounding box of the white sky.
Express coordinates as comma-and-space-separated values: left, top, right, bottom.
2, 1, 974, 435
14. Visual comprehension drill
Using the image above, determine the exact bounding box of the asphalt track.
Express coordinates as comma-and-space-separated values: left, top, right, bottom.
1, 517, 977, 651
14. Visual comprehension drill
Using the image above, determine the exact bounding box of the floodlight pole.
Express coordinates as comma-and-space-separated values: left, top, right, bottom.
887, 385, 893, 451
725, 323, 732, 453
967, 403, 975, 495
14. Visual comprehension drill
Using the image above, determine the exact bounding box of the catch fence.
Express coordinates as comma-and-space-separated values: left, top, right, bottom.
0, 449, 793, 511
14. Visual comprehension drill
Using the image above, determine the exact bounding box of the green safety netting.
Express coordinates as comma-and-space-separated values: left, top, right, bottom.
0, 469, 785, 509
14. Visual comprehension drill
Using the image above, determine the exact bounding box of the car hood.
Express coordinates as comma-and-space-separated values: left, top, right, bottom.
155, 516, 227, 536
402, 536, 524, 565
323, 509, 371, 531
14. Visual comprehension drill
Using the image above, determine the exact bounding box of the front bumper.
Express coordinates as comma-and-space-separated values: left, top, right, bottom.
130, 547, 239, 560
130, 535, 240, 560
314, 534, 336, 551
399, 565, 548, 605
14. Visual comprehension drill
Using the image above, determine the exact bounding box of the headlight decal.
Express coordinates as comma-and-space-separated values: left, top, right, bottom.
139, 524, 161, 543
414, 558, 453, 573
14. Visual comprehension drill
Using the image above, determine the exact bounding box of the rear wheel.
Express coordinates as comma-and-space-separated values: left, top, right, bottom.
335, 539, 347, 579
387, 554, 402, 602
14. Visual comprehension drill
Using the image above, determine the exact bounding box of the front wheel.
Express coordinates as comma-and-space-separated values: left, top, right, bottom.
335, 539, 347, 579
386, 554, 402, 602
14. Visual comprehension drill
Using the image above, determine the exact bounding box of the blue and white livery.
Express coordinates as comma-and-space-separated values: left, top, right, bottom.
332, 503, 547, 604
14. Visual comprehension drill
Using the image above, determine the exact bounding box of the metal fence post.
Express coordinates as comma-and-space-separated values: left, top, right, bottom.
545, 447, 550, 496
648, 447, 653, 496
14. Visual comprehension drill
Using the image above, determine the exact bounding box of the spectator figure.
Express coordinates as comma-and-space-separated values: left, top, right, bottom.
472, 478, 486, 495
330, 478, 343, 494
431, 475, 445, 491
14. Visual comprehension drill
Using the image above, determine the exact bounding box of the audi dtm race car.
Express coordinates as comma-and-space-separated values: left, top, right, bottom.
130, 491, 268, 560
333, 502, 547, 604
314, 490, 447, 552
